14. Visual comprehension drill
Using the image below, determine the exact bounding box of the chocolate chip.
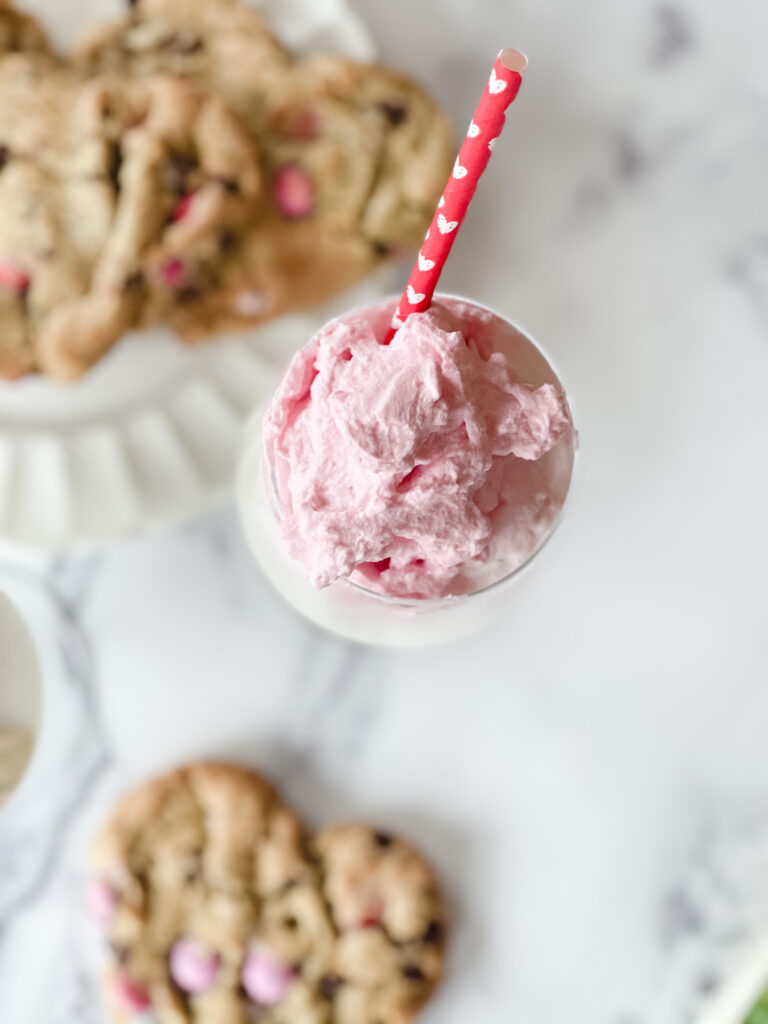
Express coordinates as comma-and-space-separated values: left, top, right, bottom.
161, 154, 196, 194
402, 965, 426, 981
177, 285, 201, 304
219, 230, 237, 253
123, 271, 144, 292
184, 866, 199, 884
107, 142, 123, 191
165, 30, 203, 55
282, 915, 299, 931
374, 832, 393, 848
216, 177, 240, 194
0, 145, 9, 170
169, 974, 192, 1009
371, 241, 389, 258
319, 974, 344, 1000
110, 942, 130, 964
380, 101, 406, 126
422, 920, 443, 944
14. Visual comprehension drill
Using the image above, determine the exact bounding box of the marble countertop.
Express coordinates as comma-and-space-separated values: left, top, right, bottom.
1, 0, 768, 1022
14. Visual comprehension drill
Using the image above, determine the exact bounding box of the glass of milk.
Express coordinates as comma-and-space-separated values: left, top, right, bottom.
238, 294, 577, 647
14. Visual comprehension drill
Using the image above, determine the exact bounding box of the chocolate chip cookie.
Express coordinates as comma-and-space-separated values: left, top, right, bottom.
0, 55, 261, 379
75, 0, 453, 339
89, 762, 447, 1024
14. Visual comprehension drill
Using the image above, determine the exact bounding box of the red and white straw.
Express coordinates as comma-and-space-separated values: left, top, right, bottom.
386, 48, 527, 341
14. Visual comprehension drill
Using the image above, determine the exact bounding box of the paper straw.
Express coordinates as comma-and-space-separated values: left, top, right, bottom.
386, 48, 527, 341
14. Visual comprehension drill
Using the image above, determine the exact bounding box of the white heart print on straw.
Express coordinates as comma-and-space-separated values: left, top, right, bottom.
453, 158, 468, 179
386, 48, 528, 340
489, 67, 507, 94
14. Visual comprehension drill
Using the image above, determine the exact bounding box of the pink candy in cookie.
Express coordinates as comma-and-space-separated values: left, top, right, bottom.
283, 109, 319, 140
168, 938, 221, 994
272, 164, 314, 219
172, 192, 196, 222
234, 290, 271, 318
160, 259, 187, 289
0, 261, 31, 293
86, 878, 116, 931
358, 896, 385, 929
113, 972, 152, 1013
241, 947, 296, 1005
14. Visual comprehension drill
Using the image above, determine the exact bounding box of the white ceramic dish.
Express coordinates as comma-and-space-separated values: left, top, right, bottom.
0, 589, 43, 813
0, 0, 385, 553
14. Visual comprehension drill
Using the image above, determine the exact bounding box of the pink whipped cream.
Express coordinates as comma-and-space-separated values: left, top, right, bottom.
263, 300, 573, 599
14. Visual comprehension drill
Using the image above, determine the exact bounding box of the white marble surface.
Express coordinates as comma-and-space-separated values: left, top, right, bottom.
2, 0, 768, 1022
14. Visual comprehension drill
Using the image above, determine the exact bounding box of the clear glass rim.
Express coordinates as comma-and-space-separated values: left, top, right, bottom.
263, 291, 577, 607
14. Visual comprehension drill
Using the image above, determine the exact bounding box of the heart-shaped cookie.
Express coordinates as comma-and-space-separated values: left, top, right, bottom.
88, 762, 447, 1024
